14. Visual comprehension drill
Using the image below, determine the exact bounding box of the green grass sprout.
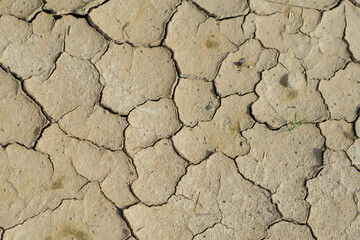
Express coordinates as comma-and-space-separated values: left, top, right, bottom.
286, 103, 307, 132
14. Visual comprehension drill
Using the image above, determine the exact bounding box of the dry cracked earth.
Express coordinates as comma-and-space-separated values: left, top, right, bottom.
0, 0, 360, 239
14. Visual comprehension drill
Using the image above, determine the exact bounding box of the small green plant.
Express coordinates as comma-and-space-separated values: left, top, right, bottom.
286, 103, 307, 132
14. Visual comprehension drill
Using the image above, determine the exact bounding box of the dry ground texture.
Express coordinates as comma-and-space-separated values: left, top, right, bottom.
0, 0, 360, 239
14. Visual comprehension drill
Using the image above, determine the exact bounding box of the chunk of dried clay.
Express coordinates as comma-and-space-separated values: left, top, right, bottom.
3, 183, 132, 240
100, 154, 139, 208
347, 140, 360, 168
89, 0, 180, 46
307, 151, 360, 239
52, 15, 107, 61
44, 0, 106, 15
304, 4, 349, 80
173, 93, 256, 164
266, 222, 315, 240
300, 8, 321, 34
132, 139, 188, 205
251, 64, 328, 128
125, 98, 181, 157
319, 120, 355, 151
0, 0, 43, 20
32, 12, 55, 36
249, 12, 309, 54
0, 69, 47, 148
165, 1, 237, 80
0, 13, 63, 80
192, 0, 248, 19
319, 62, 360, 122
0, 15, 32, 55
219, 17, 252, 46
215, 39, 278, 97
25, 52, 102, 120
174, 78, 220, 127
236, 124, 324, 222
58, 105, 128, 150
96, 43, 176, 114
345, 1, 360, 61
266, 0, 340, 10
35, 125, 90, 200
0, 144, 54, 228
356, 117, 360, 137
1, 33, 63, 80
37, 124, 137, 209
193, 224, 234, 240
310, 3, 346, 43
249, 0, 284, 15
124, 153, 279, 239
124, 196, 194, 240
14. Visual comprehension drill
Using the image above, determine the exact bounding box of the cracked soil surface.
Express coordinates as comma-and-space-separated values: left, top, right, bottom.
0, 0, 360, 239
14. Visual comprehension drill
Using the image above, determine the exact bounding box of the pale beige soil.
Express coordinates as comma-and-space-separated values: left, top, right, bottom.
0, 0, 359, 239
